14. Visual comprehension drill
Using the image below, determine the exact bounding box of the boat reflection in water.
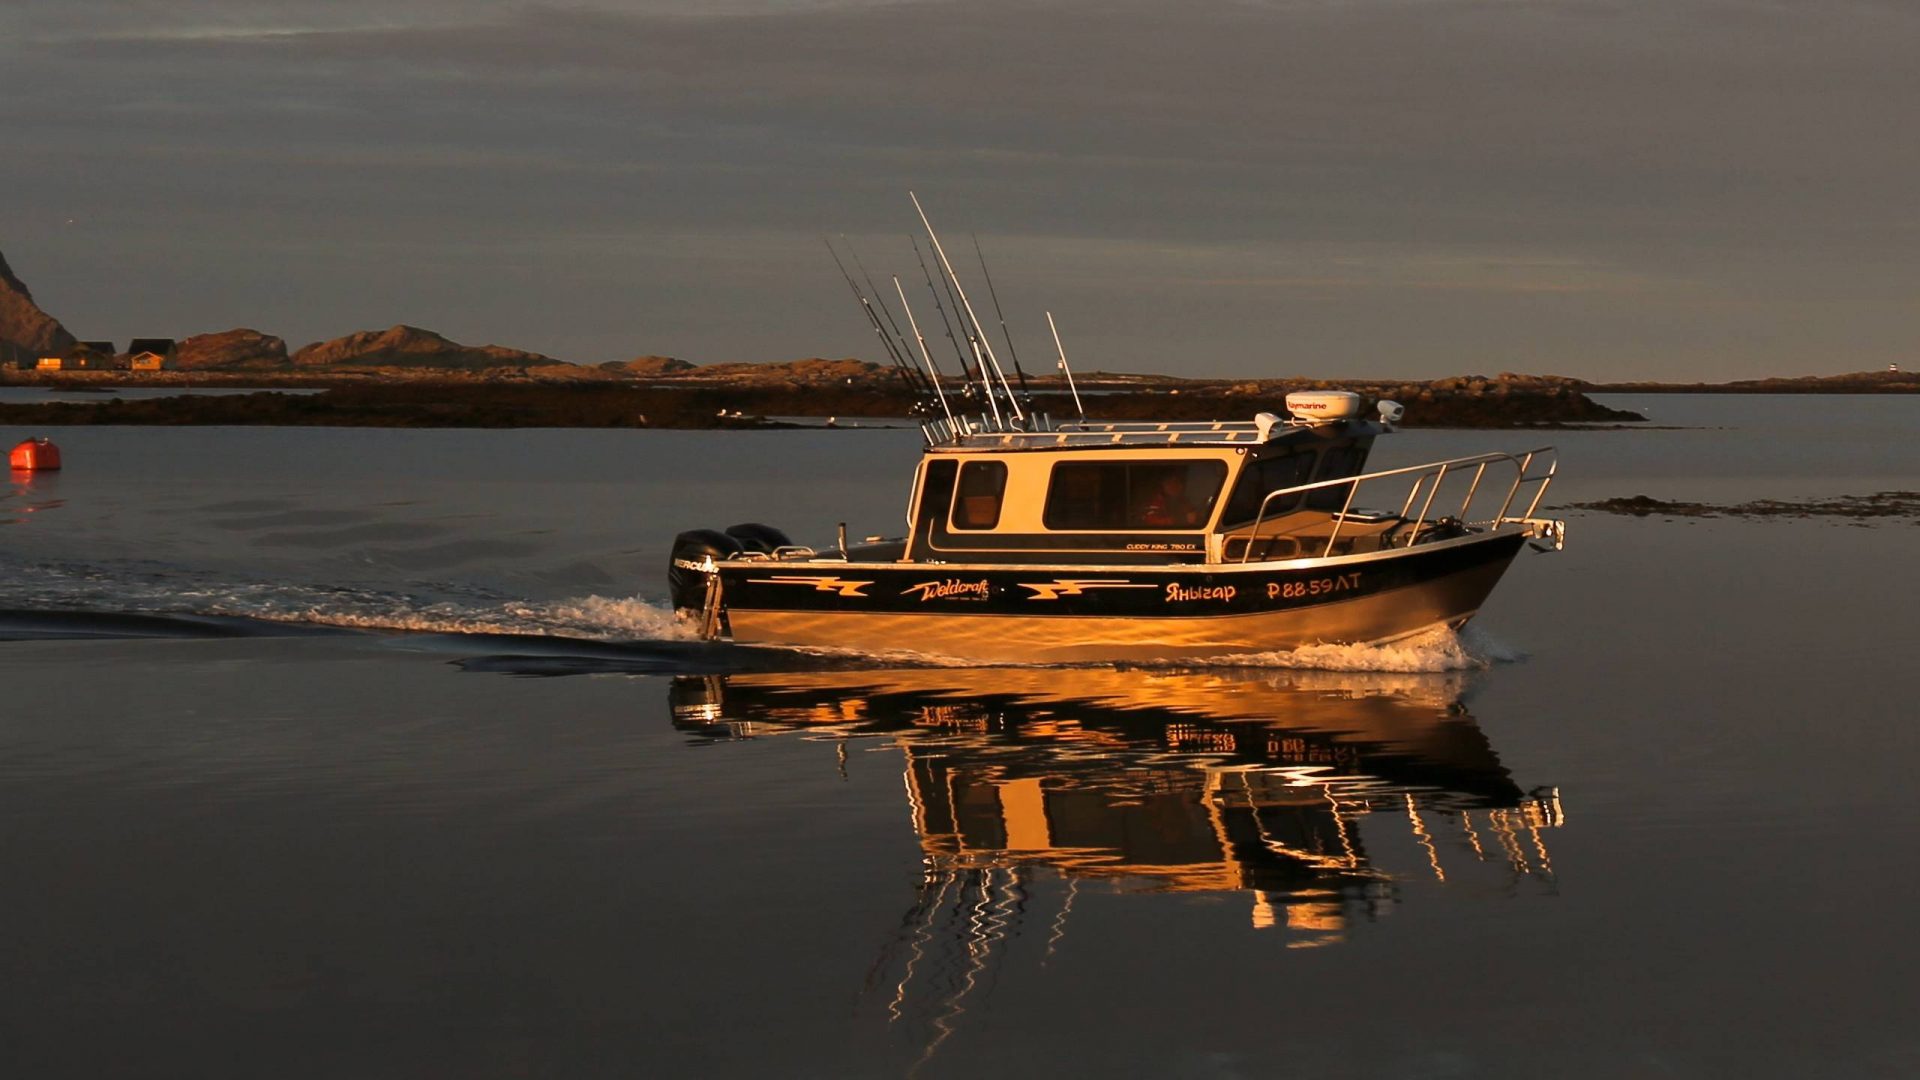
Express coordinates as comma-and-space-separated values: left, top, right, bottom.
672, 667, 1562, 1061
671, 667, 1562, 943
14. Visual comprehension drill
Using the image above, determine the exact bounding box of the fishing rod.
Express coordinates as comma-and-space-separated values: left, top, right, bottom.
912, 237, 971, 378
972, 233, 1032, 402
893, 275, 954, 426
910, 192, 1024, 423
928, 233, 1003, 430
824, 236, 928, 399
967, 335, 1003, 428
915, 237, 998, 428
1046, 311, 1085, 420
847, 240, 930, 396
846, 236, 938, 401
917, 235, 996, 420
935, 231, 1022, 424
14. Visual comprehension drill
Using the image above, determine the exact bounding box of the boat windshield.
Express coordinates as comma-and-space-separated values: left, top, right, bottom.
1219, 443, 1373, 524
1219, 451, 1317, 524
1043, 460, 1228, 531
1306, 445, 1368, 510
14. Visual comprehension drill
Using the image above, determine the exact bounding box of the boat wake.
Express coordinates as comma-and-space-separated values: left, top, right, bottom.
275, 593, 699, 642
1195, 625, 1523, 673
0, 558, 698, 643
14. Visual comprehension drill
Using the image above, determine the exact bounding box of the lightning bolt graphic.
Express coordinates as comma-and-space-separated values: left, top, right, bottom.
1018, 579, 1158, 601
746, 575, 875, 598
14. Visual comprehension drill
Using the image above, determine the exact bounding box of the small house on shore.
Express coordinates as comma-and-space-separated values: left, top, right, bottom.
31, 341, 118, 371
126, 338, 176, 372
73, 341, 117, 369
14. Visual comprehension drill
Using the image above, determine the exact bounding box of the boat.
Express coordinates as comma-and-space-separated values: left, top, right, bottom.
667, 203, 1565, 663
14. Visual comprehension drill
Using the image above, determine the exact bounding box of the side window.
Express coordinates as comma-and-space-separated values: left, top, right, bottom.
1221, 452, 1317, 524
1043, 463, 1114, 530
951, 461, 1008, 530
1044, 461, 1226, 531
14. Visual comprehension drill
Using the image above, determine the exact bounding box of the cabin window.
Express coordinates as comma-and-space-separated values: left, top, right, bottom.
1220, 451, 1318, 524
1307, 445, 1369, 511
950, 461, 1009, 530
1042, 460, 1227, 531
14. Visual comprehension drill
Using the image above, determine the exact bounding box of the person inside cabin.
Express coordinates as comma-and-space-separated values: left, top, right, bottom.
1141, 469, 1202, 527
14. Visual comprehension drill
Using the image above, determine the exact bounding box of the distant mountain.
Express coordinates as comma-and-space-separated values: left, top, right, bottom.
0, 248, 77, 367
176, 328, 290, 369
291, 325, 555, 370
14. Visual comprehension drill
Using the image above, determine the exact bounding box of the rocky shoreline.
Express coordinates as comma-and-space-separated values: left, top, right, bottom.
1569, 492, 1920, 521
0, 373, 1641, 430
1590, 369, 1918, 394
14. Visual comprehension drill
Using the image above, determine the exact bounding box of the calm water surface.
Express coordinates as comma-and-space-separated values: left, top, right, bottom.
2, 395, 1917, 1077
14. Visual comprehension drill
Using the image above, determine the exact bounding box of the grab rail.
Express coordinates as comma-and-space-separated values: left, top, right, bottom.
1237, 448, 1558, 562
943, 419, 1273, 447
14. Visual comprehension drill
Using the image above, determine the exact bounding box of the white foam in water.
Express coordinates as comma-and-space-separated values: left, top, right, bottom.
0, 557, 699, 643
513, 595, 700, 641
1199, 624, 1521, 673
248, 594, 699, 641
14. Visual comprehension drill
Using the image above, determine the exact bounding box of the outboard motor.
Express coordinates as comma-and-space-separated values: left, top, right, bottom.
724, 522, 793, 554
668, 529, 743, 620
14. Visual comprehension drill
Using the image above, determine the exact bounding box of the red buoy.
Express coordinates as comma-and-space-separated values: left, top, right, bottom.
9, 437, 61, 471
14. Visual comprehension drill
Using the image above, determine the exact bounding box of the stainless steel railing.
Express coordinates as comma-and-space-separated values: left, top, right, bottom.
1237, 448, 1558, 562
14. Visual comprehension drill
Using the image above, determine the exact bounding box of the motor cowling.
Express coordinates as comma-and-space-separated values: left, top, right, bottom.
724, 522, 793, 554
668, 529, 743, 617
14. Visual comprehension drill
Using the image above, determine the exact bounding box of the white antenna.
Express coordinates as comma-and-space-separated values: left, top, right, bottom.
1046, 311, 1085, 419
910, 192, 1025, 423
894, 275, 954, 426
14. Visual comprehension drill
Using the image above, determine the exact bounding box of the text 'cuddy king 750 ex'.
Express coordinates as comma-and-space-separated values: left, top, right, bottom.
668, 198, 1565, 663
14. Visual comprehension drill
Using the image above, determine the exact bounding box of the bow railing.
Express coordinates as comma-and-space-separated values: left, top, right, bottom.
1238, 448, 1560, 562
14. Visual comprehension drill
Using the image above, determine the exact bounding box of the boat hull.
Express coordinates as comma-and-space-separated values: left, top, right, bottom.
712, 528, 1530, 663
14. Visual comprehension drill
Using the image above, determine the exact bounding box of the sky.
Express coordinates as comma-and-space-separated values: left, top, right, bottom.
2, 0, 1915, 380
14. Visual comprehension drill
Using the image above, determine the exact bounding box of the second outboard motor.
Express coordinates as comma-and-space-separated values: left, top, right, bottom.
724, 522, 793, 554
668, 529, 743, 618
